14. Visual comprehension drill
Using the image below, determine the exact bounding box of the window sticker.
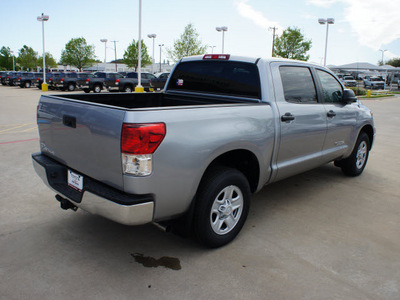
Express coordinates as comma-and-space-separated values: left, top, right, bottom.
176, 79, 184, 86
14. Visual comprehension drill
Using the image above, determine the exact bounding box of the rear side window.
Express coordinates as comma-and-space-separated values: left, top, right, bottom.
279, 66, 317, 104
167, 61, 261, 98
127, 73, 138, 78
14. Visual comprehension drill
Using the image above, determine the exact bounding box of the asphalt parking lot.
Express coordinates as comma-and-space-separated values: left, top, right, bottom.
1, 86, 399, 299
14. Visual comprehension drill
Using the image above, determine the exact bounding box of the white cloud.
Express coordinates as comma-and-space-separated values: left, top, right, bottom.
234, 0, 281, 31
308, 0, 400, 52
306, 0, 337, 8
342, 0, 400, 51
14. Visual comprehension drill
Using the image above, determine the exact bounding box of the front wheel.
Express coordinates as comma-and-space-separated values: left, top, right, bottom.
193, 167, 250, 248
339, 132, 370, 176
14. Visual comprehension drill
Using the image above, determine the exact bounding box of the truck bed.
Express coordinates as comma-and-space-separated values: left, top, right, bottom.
52, 91, 260, 109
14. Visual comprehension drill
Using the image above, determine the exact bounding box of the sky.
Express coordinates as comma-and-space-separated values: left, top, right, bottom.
1, 0, 399, 67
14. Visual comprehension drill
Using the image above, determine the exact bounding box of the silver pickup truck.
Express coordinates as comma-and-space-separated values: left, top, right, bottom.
32, 55, 375, 247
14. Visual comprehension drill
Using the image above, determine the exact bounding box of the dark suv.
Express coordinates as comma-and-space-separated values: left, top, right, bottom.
78, 72, 123, 93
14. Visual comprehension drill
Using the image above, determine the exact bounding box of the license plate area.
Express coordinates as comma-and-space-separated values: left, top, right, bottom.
68, 170, 83, 192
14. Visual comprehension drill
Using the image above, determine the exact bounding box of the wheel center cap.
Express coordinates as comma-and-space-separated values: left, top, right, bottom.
219, 200, 233, 217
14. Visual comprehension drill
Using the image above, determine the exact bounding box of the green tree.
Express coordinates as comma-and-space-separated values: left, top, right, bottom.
38, 52, 58, 69
167, 23, 207, 62
385, 57, 400, 68
60, 37, 95, 71
0, 46, 14, 70
123, 39, 152, 71
17, 45, 38, 70
274, 27, 312, 61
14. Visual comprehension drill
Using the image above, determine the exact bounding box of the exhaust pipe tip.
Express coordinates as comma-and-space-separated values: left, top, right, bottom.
55, 195, 78, 212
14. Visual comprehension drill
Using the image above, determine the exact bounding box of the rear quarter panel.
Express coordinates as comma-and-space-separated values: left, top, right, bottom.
122, 104, 275, 220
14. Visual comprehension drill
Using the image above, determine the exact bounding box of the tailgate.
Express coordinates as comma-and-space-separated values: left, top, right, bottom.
37, 95, 125, 189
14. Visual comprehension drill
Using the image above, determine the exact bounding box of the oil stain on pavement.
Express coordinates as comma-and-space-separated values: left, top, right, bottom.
131, 253, 182, 270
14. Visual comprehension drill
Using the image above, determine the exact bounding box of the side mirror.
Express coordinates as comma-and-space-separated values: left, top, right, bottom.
342, 89, 357, 103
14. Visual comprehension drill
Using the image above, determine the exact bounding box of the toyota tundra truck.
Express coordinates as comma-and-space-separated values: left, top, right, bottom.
32, 55, 375, 248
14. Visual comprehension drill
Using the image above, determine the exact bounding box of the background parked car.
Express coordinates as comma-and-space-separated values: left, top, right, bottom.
77, 72, 122, 93
363, 76, 385, 89
152, 72, 170, 90
16, 72, 42, 88
340, 75, 357, 87
107, 71, 152, 92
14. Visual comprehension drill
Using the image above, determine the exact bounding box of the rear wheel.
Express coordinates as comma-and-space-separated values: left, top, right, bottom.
67, 83, 75, 91
193, 167, 250, 248
24, 81, 31, 88
93, 84, 102, 93
124, 85, 133, 93
339, 132, 370, 176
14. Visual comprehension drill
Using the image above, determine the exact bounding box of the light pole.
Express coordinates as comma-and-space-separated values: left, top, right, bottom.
136, 0, 144, 92
216, 26, 228, 53
379, 49, 387, 65
318, 18, 334, 66
111, 40, 119, 71
159, 44, 164, 72
209, 46, 216, 54
147, 34, 157, 73
100, 39, 108, 63
10, 51, 15, 71
37, 13, 49, 91
269, 26, 278, 57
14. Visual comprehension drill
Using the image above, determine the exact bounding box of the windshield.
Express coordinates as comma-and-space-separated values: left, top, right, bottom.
344, 76, 354, 80
371, 78, 382, 81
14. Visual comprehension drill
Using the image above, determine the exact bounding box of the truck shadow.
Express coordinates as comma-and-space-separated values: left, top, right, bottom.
42, 162, 354, 271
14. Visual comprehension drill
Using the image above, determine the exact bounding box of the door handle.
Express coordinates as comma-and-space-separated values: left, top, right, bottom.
327, 110, 336, 118
281, 112, 295, 122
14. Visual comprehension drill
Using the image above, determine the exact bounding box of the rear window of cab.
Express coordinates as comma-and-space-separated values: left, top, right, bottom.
167, 61, 261, 99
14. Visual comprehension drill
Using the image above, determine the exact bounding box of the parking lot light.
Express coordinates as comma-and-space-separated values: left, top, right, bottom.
100, 39, 108, 64
37, 13, 49, 91
318, 18, 334, 66
159, 44, 164, 72
10, 51, 15, 71
216, 26, 228, 54
147, 34, 157, 74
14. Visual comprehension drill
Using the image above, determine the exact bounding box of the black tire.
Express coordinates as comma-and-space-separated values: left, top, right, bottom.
93, 84, 102, 93
67, 83, 75, 91
24, 81, 31, 88
193, 167, 251, 248
340, 132, 370, 177
83, 88, 90, 93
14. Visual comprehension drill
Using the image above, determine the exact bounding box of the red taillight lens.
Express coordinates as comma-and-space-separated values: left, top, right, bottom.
18, 77, 21, 80
61, 78, 64, 82
203, 54, 230, 60
116, 79, 120, 83
121, 123, 166, 155
86, 78, 90, 82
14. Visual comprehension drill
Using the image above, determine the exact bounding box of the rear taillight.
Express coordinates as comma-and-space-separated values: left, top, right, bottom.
61, 78, 64, 82
86, 78, 90, 83
18, 77, 21, 80
203, 54, 230, 60
121, 123, 166, 176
